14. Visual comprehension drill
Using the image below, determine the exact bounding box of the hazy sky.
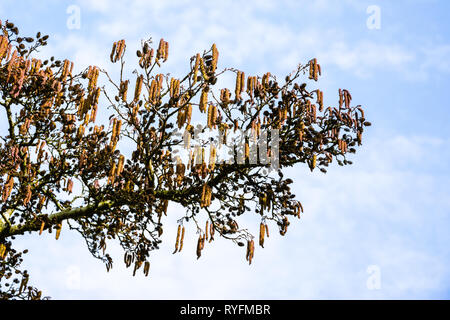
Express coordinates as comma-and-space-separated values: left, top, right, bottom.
1, 0, 449, 299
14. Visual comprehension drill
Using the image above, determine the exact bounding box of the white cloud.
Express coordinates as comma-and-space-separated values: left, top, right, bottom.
62, 0, 449, 82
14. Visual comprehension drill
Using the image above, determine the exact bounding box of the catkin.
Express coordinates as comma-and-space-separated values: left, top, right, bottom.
23, 185, 32, 206
39, 221, 45, 235
179, 226, 185, 252
117, 155, 125, 176
134, 75, 143, 101
249, 240, 255, 265
211, 43, 219, 72
235, 71, 242, 100
310, 154, 317, 171
259, 223, 265, 248
186, 104, 192, 125
173, 225, 181, 254
209, 145, 217, 171
199, 88, 208, 113
196, 235, 202, 259
164, 41, 169, 62
0, 244, 7, 259
55, 223, 62, 240
245, 142, 249, 160
209, 223, 215, 242
199, 58, 209, 81
207, 104, 213, 129
169, 78, 175, 97
193, 53, 200, 84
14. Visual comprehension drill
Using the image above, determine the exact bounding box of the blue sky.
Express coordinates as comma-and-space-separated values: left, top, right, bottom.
1, 0, 449, 299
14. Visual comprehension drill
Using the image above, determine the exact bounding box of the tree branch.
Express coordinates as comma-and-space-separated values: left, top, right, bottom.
0, 200, 114, 239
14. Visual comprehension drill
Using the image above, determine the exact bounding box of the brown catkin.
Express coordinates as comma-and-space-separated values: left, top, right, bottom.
110, 42, 117, 62
134, 75, 143, 101
173, 225, 181, 254
235, 71, 242, 99
186, 104, 192, 125
245, 142, 249, 160
179, 226, 185, 252
249, 240, 255, 265
193, 53, 200, 83
39, 221, 45, 235
169, 78, 175, 97
117, 155, 125, 176
207, 104, 213, 129
259, 223, 265, 248
210, 223, 215, 242
199, 57, 209, 80
0, 244, 6, 260
200, 89, 208, 113
201, 183, 207, 206
209, 145, 216, 171
23, 185, 32, 206
55, 223, 62, 240
164, 40, 169, 62
196, 235, 202, 259
211, 43, 218, 72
